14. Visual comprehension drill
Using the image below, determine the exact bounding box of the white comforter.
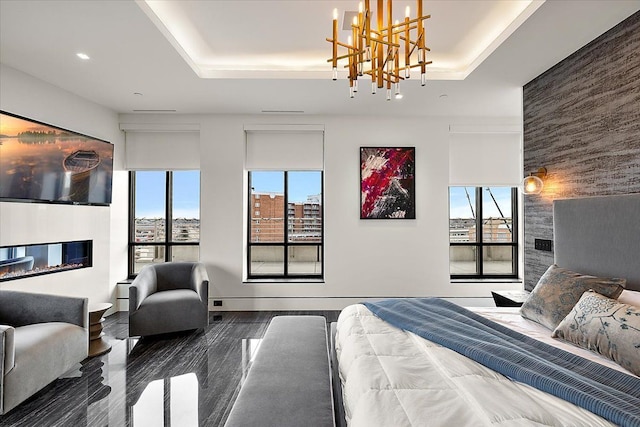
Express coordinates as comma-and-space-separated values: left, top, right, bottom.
335, 304, 617, 427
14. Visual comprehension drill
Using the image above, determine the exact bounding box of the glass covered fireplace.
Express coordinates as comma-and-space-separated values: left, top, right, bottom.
0, 240, 92, 281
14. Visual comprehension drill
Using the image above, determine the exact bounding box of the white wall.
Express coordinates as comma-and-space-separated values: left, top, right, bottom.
0, 65, 127, 308
0, 64, 521, 311
120, 113, 523, 310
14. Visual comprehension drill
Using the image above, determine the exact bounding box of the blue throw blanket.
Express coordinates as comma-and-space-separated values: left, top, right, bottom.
363, 298, 640, 427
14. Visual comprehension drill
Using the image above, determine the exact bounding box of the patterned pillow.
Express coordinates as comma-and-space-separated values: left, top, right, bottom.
552, 290, 640, 376
520, 264, 625, 330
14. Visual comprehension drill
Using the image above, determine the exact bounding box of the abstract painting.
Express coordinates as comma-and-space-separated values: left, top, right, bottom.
360, 147, 415, 219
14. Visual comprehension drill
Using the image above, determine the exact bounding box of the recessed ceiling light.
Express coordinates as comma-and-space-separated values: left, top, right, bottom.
76, 53, 90, 60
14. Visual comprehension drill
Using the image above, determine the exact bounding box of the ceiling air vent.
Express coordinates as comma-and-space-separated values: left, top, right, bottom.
261, 110, 305, 114
132, 109, 177, 113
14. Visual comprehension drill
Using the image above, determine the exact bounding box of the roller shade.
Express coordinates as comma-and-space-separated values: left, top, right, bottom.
449, 131, 522, 186
245, 125, 324, 171
125, 131, 200, 170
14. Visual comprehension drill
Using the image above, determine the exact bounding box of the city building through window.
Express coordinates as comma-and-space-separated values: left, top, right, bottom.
449, 187, 518, 278
247, 171, 323, 279
128, 170, 200, 277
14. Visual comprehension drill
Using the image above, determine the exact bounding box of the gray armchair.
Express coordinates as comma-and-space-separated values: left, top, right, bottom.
0, 290, 88, 414
129, 262, 209, 337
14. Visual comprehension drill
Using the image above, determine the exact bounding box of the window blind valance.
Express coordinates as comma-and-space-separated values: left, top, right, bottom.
124, 131, 200, 170
245, 125, 324, 171
449, 131, 522, 186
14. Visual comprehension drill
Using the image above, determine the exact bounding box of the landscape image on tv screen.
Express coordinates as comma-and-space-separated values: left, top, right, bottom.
0, 111, 113, 205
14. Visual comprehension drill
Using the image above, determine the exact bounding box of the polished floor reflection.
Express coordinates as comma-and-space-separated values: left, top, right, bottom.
0, 310, 340, 427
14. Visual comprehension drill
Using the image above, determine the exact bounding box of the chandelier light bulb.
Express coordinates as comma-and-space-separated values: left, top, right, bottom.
333, 8, 338, 20
405, 6, 410, 17
421, 73, 426, 86
332, 67, 337, 81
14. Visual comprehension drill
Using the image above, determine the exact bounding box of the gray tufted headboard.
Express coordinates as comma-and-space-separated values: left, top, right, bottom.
553, 193, 640, 292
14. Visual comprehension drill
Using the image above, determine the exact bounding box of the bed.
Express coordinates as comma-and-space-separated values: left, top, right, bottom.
331, 194, 640, 427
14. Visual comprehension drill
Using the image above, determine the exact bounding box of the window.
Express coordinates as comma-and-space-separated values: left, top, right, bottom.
247, 171, 323, 279
128, 171, 200, 277
449, 187, 518, 278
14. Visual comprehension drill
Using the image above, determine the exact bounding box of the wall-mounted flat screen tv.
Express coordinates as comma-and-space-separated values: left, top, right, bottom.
0, 111, 113, 205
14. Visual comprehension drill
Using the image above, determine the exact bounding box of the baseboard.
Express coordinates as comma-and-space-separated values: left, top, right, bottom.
207, 296, 495, 311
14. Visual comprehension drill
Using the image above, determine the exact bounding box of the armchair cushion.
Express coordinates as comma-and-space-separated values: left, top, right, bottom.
154, 262, 200, 292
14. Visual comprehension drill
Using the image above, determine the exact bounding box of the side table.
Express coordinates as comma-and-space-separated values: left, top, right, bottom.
491, 290, 530, 307
88, 302, 113, 357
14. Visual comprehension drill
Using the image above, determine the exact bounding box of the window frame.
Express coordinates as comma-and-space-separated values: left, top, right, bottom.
246, 171, 324, 280
449, 187, 519, 279
128, 171, 200, 278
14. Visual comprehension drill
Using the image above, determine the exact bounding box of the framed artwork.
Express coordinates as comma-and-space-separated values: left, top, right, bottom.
360, 147, 415, 219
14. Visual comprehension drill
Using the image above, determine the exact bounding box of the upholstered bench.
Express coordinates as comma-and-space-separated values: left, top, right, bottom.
224, 315, 335, 427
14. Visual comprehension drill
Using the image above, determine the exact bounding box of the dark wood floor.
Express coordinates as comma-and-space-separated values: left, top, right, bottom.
0, 310, 341, 427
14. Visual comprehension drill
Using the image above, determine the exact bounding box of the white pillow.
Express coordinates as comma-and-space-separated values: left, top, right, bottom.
619, 289, 640, 307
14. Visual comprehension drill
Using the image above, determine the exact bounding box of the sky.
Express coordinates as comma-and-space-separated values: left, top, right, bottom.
135, 170, 321, 218
251, 171, 321, 203
449, 187, 512, 219
135, 170, 200, 218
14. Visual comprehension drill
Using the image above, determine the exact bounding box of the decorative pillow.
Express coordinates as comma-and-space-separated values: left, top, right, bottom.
619, 289, 640, 308
520, 264, 625, 330
552, 290, 640, 376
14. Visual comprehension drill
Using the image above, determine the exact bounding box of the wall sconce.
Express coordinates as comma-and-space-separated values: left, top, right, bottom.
522, 167, 547, 194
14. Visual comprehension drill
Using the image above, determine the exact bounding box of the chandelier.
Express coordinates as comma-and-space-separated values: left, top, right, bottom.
327, 0, 432, 100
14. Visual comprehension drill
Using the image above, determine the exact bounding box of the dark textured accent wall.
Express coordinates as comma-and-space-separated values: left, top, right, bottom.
523, 11, 640, 291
